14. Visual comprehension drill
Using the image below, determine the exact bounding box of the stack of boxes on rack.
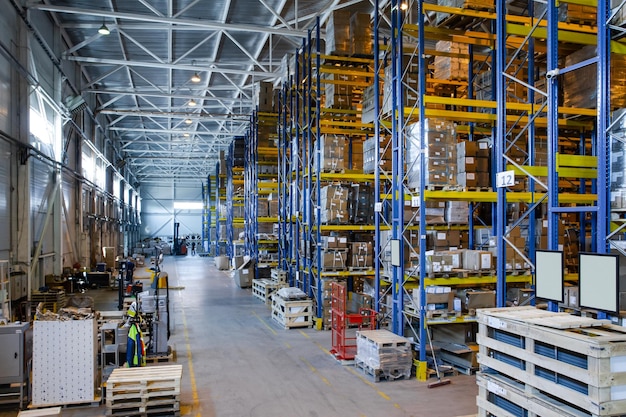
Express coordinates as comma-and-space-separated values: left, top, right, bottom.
362, 135, 392, 174
433, 41, 469, 81
406, 119, 457, 189
325, 11, 372, 57
316, 135, 346, 172
562, 45, 626, 109
255, 81, 279, 113
457, 141, 490, 189
319, 184, 349, 224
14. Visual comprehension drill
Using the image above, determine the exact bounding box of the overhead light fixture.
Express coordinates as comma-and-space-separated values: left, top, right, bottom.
188, 99, 197, 106
191, 72, 201, 83
185, 118, 193, 124
400, 2, 409, 10
98, 20, 110, 36
183, 133, 190, 137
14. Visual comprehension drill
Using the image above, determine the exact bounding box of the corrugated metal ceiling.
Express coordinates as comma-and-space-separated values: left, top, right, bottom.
28, 0, 376, 184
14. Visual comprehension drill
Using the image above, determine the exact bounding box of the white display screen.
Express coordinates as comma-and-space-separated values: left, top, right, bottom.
535, 250, 564, 303
579, 253, 619, 314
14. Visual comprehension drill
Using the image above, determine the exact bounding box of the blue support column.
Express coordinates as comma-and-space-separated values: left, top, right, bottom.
374, 0, 382, 314
546, 0, 560, 312
390, 0, 405, 336
417, 0, 428, 368
597, 0, 610, 254
495, 0, 507, 308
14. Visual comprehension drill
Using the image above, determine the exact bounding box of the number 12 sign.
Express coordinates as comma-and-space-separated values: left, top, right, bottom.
496, 170, 515, 188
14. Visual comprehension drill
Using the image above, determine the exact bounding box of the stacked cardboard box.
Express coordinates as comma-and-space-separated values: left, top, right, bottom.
255, 81, 275, 112
318, 277, 340, 328
350, 183, 374, 224
324, 72, 354, 110
445, 201, 469, 224
363, 136, 392, 174
534, 2, 595, 23
382, 60, 419, 115
457, 141, 490, 188
346, 138, 364, 171
424, 201, 447, 224
413, 286, 456, 313
563, 45, 626, 108
406, 120, 457, 189
350, 13, 372, 56
350, 242, 373, 269
325, 10, 351, 55
319, 184, 349, 224
434, 41, 469, 81
361, 84, 382, 124
462, 250, 493, 271
315, 134, 346, 172
488, 227, 527, 270
428, 230, 462, 251
268, 193, 279, 218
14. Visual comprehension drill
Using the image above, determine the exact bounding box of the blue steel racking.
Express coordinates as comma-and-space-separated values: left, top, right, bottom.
244, 113, 257, 260
372, 0, 619, 379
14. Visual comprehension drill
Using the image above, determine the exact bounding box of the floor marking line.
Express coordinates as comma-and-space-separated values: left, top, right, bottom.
253, 311, 278, 335
301, 357, 332, 386
347, 367, 391, 400
298, 329, 310, 339
181, 308, 201, 417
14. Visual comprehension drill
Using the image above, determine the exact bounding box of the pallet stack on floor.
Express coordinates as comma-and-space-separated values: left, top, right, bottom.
476, 306, 626, 417
105, 365, 182, 416
354, 329, 412, 382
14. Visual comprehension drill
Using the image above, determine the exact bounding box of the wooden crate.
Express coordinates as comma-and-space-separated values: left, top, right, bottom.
270, 268, 288, 284
477, 306, 626, 416
271, 295, 313, 329
477, 372, 602, 417
252, 279, 284, 305
105, 365, 182, 416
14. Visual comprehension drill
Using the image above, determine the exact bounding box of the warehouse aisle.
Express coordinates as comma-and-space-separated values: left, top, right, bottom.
0, 255, 478, 417
142, 255, 478, 417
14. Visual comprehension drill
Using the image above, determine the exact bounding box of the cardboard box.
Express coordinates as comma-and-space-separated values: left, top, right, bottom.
234, 259, 255, 288
466, 290, 496, 310
463, 250, 493, 270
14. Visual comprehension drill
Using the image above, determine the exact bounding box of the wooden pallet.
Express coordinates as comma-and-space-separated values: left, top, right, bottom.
106, 365, 182, 417
354, 357, 411, 382
477, 307, 626, 416
252, 279, 284, 305
145, 348, 175, 365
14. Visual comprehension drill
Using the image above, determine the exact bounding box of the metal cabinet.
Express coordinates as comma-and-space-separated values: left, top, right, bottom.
0, 322, 32, 409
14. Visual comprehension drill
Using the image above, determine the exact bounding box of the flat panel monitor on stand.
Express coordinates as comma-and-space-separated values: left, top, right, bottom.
579, 253, 619, 318
535, 250, 564, 312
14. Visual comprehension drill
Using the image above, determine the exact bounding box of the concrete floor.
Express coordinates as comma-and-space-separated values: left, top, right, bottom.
1, 255, 478, 417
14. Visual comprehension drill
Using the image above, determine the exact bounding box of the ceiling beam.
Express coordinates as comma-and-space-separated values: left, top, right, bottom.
109, 127, 245, 135
65, 56, 278, 78
28, 4, 308, 37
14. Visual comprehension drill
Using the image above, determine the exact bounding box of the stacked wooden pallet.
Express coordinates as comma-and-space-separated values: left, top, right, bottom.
476, 306, 626, 417
32, 290, 66, 313
105, 365, 182, 416
355, 330, 412, 382
252, 279, 286, 305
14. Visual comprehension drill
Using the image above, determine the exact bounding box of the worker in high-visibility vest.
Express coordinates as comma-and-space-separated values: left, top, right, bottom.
125, 301, 146, 367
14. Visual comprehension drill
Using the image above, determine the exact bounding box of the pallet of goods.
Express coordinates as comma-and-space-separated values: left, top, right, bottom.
105, 365, 182, 416
476, 306, 626, 416
271, 287, 314, 329
355, 329, 412, 382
